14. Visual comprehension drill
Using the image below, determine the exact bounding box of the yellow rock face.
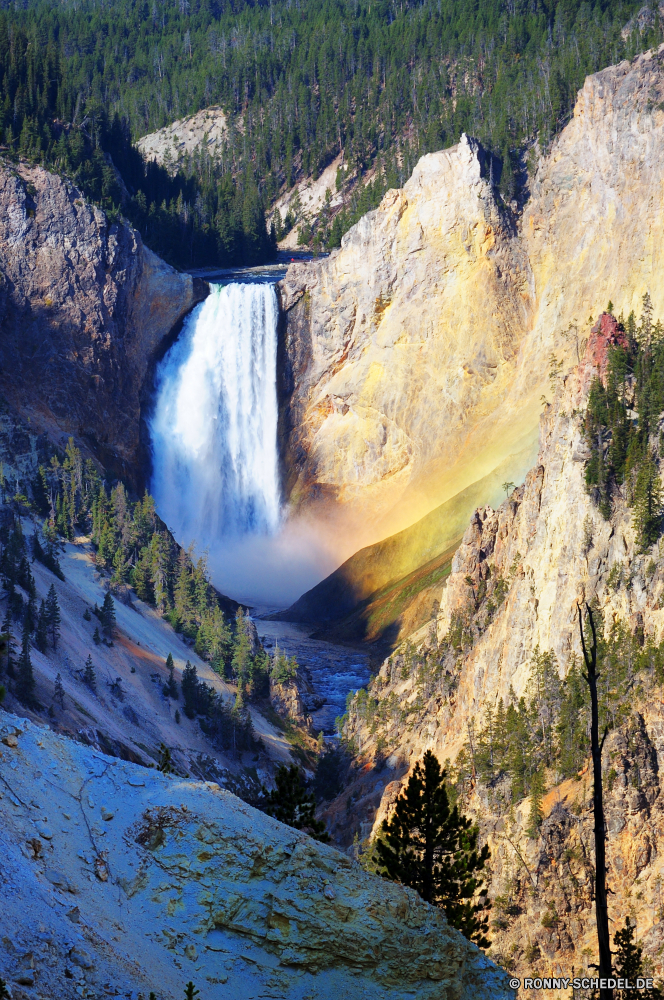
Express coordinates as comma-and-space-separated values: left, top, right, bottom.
279, 45, 664, 560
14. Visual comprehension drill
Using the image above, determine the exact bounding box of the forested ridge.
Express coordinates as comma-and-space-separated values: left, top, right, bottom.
0, 436, 297, 756
1, 0, 662, 259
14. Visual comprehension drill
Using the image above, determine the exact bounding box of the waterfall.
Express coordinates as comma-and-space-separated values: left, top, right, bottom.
149, 282, 281, 548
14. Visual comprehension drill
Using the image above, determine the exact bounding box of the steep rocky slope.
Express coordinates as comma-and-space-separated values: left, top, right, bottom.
137, 107, 228, 169
0, 708, 511, 1000
0, 160, 207, 485
278, 45, 664, 574
329, 313, 664, 985
0, 516, 292, 784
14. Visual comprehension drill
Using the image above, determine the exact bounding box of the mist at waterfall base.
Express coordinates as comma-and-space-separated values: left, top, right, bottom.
149, 282, 335, 607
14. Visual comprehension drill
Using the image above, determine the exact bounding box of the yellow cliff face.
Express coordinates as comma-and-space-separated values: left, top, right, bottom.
279, 45, 664, 564
334, 326, 664, 988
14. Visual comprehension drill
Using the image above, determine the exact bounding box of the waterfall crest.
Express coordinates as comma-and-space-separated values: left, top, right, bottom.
149, 282, 281, 546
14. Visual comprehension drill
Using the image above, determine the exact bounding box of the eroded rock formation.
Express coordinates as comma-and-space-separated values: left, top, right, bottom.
0, 709, 510, 1000
279, 45, 664, 563
0, 160, 207, 484
137, 106, 228, 170
333, 313, 664, 982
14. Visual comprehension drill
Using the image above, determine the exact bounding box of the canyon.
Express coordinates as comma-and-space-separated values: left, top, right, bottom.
332, 312, 664, 985
3, 37, 664, 1000
278, 44, 664, 599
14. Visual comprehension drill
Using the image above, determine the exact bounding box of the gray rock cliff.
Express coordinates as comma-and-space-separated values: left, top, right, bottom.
0, 160, 207, 484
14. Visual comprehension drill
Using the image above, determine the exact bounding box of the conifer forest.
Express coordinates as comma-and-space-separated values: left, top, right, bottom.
1, 0, 663, 263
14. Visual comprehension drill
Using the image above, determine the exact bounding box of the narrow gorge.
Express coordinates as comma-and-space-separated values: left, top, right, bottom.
3, 36, 664, 1000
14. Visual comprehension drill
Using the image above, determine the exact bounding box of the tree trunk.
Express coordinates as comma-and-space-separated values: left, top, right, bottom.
578, 603, 612, 1000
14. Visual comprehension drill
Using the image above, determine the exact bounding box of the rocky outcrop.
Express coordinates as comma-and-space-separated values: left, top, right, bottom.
0, 709, 510, 1000
0, 160, 207, 484
137, 106, 228, 170
332, 314, 664, 984
344, 311, 664, 774
279, 135, 536, 543
278, 45, 664, 566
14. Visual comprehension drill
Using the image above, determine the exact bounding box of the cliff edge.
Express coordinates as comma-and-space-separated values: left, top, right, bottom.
279, 45, 664, 572
0, 160, 207, 484
0, 709, 510, 1000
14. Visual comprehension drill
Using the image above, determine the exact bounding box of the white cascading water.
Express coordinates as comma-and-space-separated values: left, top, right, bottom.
149, 282, 281, 547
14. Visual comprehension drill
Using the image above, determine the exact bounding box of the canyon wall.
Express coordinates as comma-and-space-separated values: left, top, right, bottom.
279, 44, 664, 568
330, 314, 664, 985
0, 160, 207, 484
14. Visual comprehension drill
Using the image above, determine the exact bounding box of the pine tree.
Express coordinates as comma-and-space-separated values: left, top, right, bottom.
100, 591, 116, 639
181, 660, 199, 718
54, 671, 65, 708
527, 770, 545, 839
83, 607, 92, 621
231, 607, 253, 690
184, 984, 199, 1000
35, 600, 49, 653
0, 975, 11, 999
174, 708, 181, 724
614, 917, 664, 999
376, 750, 491, 947
158, 743, 172, 773
25, 591, 37, 636
164, 652, 178, 699
93, 626, 101, 645
1, 609, 16, 678
45, 584, 61, 650
633, 455, 663, 551
83, 654, 96, 692
262, 764, 329, 842
16, 619, 36, 706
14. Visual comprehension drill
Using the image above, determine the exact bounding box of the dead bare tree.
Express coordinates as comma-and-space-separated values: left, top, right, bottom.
578, 602, 612, 1000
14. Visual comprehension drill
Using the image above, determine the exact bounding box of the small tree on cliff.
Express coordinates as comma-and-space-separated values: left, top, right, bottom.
16, 619, 37, 707
613, 917, 663, 999
376, 750, 491, 948
231, 607, 252, 689
165, 652, 179, 699
262, 764, 329, 842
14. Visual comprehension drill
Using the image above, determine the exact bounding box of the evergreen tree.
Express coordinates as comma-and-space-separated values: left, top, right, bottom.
83, 655, 96, 692
100, 591, 116, 639
93, 626, 101, 645
16, 619, 36, 706
83, 607, 92, 621
614, 917, 664, 999
25, 590, 37, 637
231, 608, 253, 690
181, 661, 199, 719
262, 764, 329, 842
376, 750, 490, 947
1, 609, 15, 677
633, 455, 663, 551
45, 584, 61, 650
158, 743, 172, 773
184, 984, 200, 1000
35, 600, 49, 654
54, 671, 65, 708
527, 770, 545, 839
0, 976, 11, 999
164, 652, 179, 699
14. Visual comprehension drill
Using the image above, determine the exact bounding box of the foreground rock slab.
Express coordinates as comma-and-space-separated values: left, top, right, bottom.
0, 709, 509, 1000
